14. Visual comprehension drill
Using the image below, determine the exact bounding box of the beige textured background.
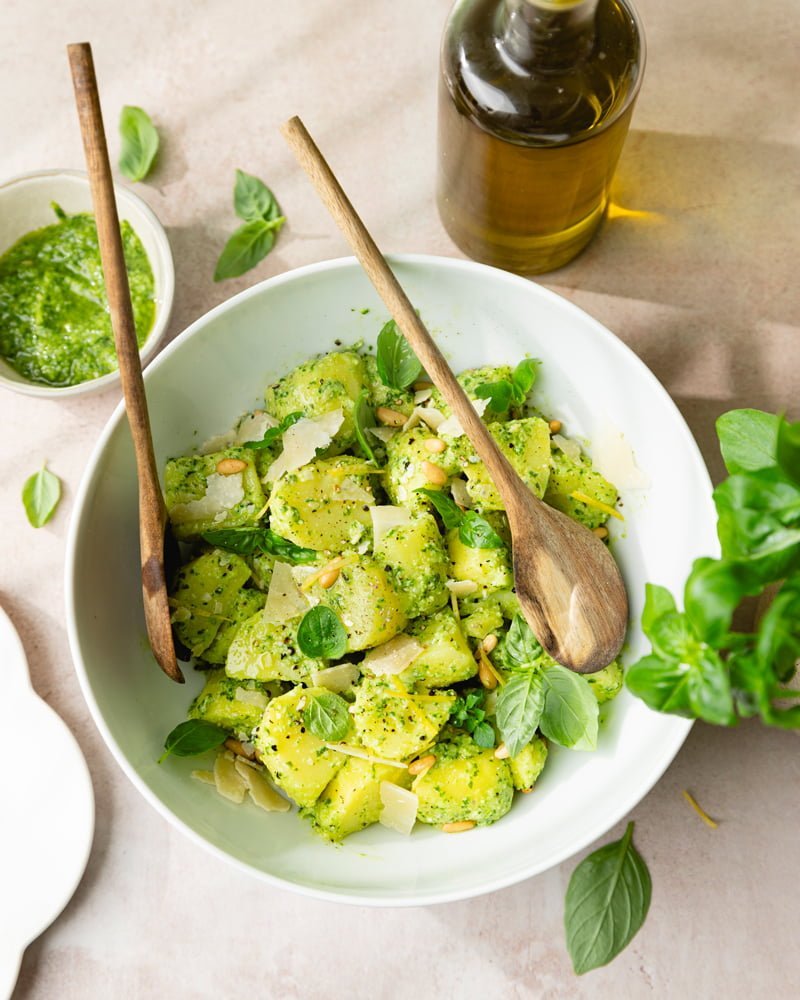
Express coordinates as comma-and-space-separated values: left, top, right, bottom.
2, 0, 798, 996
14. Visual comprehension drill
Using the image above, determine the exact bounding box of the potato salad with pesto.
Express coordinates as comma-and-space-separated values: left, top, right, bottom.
160, 321, 624, 842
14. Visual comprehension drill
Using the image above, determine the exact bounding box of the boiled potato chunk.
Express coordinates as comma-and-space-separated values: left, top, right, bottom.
400, 609, 477, 688
543, 450, 619, 529
169, 549, 251, 657
585, 659, 624, 703
164, 447, 266, 541
351, 675, 454, 760
188, 669, 275, 737
309, 558, 407, 651
384, 427, 462, 509
508, 735, 548, 792
307, 756, 413, 842
373, 512, 449, 618
447, 529, 513, 593
268, 455, 375, 552
458, 417, 551, 511
200, 588, 266, 665
458, 595, 504, 640
265, 350, 366, 454
254, 686, 346, 808
430, 366, 516, 423
226, 612, 323, 683
413, 734, 514, 826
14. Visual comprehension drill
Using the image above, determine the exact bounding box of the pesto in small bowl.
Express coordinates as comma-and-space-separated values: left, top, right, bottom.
0, 204, 155, 387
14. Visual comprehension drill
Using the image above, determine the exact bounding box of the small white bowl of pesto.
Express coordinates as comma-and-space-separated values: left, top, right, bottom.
0, 169, 174, 398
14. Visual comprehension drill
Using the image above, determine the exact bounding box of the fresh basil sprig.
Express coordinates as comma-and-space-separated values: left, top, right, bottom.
201, 526, 317, 563
449, 689, 495, 748
22, 465, 61, 528
626, 408, 800, 730
297, 606, 348, 659
214, 170, 285, 281
244, 411, 303, 451
158, 719, 228, 763
375, 320, 422, 390
564, 821, 652, 974
495, 670, 545, 757
118, 106, 159, 182
303, 691, 351, 742
354, 389, 378, 464
475, 358, 539, 414
539, 664, 599, 751
416, 488, 504, 550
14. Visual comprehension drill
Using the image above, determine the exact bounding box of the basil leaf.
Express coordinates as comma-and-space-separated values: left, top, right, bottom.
158, 719, 227, 763
201, 526, 316, 563
717, 409, 780, 475
777, 417, 800, 487
565, 821, 652, 974
539, 665, 598, 750
502, 613, 543, 670
472, 720, 496, 748
475, 359, 539, 413
214, 218, 284, 281
416, 487, 463, 531
303, 691, 351, 742
475, 380, 513, 414
683, 556, 761, 647
51, 201, 68, 222
625, 653, 693, 717
233, 169, 280, 222
755, 576, 800, 681
376, 320, 422, 390
354, 389, 378, 463
244, 411, 303, 450
647, 611, 698, 663
511, 357, 539, 400
118, 106, 159, 182
22, 466, 61, 528
297, 606, 348, 659
459, 510, 505, 549
496, 669, 546, 757
686, 647, 734, 725
640, 583, 677, 638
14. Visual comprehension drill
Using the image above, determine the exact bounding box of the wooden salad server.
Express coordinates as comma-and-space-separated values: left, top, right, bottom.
68, 42, 183, 683
281, 115, 628, 673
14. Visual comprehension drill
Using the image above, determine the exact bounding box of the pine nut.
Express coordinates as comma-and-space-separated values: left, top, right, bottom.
422, 460, 448, 485
376, 406, 407, 427
424, 437, 446, 454
521, 788, 533, 794
442, 821, 475, 833
481, 633, 498, 654
224, 737, 256, 760
494, 743, 510, 760
548, 419, 562, 434
593, 526, 609, 540
478, 659, 497, 690
408, 754, 436, 776
216, 457, 247, 475
318, 568, 341, 589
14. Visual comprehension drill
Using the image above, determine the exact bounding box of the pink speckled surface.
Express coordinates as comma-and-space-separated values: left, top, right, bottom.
1, 1, 798, 996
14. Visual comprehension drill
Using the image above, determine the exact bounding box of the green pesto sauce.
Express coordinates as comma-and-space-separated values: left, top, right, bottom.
0, 208, 155, 387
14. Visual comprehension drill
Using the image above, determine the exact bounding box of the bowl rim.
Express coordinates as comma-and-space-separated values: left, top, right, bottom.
65, 252, 701, 907
0, 167, 175, 399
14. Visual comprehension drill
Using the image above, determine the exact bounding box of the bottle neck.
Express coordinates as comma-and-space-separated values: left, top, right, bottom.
499, 0, 600, 71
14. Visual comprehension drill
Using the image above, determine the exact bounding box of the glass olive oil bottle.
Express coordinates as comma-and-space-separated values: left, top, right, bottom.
437, 0, 645, 274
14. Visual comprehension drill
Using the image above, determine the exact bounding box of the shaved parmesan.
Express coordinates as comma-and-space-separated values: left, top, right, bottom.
362, 635, 424, 675
213, 751, 247, 803
171, 472, 244, 522
437, 398, 490, 438
368, 425, 397, 444
414, 387, 434, 404
446, 579, 478, 597
332, 478, 373, 503
370, 505, 413, 546
191, 769, 216, 785
552, 433, 582, 463
234, 688, 268, 709
324, 743, 408, 770
234, 758, 291, 812
379, 783, 418, 835
200, 410, 278, 453
450, 478, 473, 509
402, 406, 446, 433
311, 663, 361, 693
592, 422, 651, 490
264, 561, 310, 623
267, 408, 344, 481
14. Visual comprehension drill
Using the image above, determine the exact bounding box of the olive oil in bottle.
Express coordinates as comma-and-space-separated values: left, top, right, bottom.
437, 0, 645, 274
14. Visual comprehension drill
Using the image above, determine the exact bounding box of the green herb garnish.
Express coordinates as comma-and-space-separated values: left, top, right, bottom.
354, 389, 378, 463
502, 613, 544, 670
297, 606, 348, 659
475, 358, 539, 414
449, 689, 495, 748
303, 691, 351, 742
416, 488, 504, 549
244, 411, 303, 451
495, 671, 545, 757
375, 320, 422, 390
119, 106, 159, 182
22, 465, 61, 528
158, 719, 227, 763
214, 169, 286, 281
200, 526, 317, 563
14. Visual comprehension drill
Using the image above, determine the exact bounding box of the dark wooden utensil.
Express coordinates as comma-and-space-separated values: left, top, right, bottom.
280, 115, 628, 672
68, 42, 183, 683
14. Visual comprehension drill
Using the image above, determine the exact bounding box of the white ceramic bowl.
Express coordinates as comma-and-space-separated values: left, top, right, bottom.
0, 169, 174, 398
65, 255, 716, 906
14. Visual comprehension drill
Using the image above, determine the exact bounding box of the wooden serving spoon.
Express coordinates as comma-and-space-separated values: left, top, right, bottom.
281, 116, 627, 673
68, 43, 183, 683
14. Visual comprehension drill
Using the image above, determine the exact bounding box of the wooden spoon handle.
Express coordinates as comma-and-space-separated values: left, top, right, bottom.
280, 116, 517, 491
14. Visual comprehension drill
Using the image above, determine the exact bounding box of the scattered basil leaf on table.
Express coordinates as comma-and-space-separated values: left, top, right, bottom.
376, 320, 422, 390
215, 170, 286, 281
495, 670, 545, 757
416, 488, 504, 549
244, 411, 303, 451
297, 606, 348, 659
22, 465, 61, 528
303, 691, 351, 742
564, 821, 652, 975
475, 358, 539, 414
233, 169, 282, 223
200, 526, 316, 563
158, 719, 227, 763
118, 105, 159, 182
354, 389, 378, 464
